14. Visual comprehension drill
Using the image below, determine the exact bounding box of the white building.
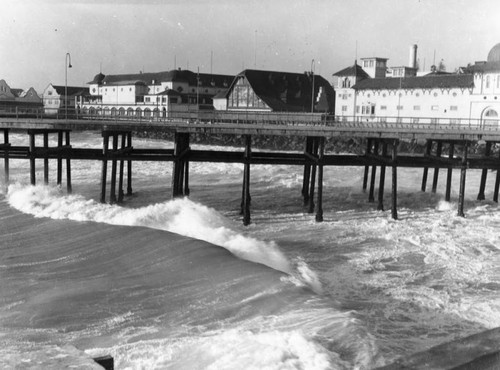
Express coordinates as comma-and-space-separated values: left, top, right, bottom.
332, 43, 500, 126
81, 69, 233, 119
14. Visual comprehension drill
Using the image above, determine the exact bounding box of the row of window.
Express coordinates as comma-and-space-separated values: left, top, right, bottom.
342, 105, 460, 114
484, 75, 500, 89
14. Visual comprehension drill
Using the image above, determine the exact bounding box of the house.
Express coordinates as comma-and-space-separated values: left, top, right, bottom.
43, 84, 89, 115
0, 79, 43, 114
332, 43, 500, 126
213, 69, 335, 113
81, 69, 233, 118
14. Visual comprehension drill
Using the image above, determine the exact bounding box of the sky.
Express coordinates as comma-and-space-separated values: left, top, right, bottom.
2, 0, 500, 93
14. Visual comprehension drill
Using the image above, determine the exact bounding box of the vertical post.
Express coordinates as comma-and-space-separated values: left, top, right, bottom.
65, 131, 72, 194
57, 131, 63, 186
477, 141, 491, 200
3, 129, 9, 184
243, 135, 251, 226
308, 138, 318, 214
494, 147, 500, 203
110, 134, 118, 204
184, 161, 190, 196
43, 132, 49, 185
368, 141, 379, 202
421, 140, 432, 192
377, 142, 387, 211
391, 140, 398, 220
363, 138, 372, 192
315, 137, 325, 222
100, 132, 109, 203
126, 132, 132, 195
29, 133, 36, 186
172, 133, 180, 198
458, 141, 468, 217
432, 141, 443, 193
445, 142, 455, 202
118, 133, 126, 202
302, 137, 312, 204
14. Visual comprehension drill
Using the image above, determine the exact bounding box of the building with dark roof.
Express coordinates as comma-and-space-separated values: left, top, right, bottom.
43, 84, 89, 115
0, 79, 43, 114
332, 43, 500, 125
214, 69, 335, 113
82, 69, 233, 118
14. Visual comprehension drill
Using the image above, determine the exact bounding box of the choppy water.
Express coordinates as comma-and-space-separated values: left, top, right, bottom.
1, 132, 499, 369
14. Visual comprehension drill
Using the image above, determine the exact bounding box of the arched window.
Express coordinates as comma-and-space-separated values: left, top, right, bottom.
119, 107, 125, 116
111, 107, 117, 116
89, 107, 95, 116
485, 109, 498, 117
135, 108, 142, 117
127, 108, 134, 116
104, 107, 110, 116
144, 108, 151, 117
483, 109, 499, 128
153, 108, 159, 118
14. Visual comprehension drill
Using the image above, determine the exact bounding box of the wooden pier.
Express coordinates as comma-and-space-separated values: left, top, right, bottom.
2, 116, 500, 223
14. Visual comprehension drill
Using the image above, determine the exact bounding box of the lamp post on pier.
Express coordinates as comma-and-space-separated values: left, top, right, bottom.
65, 53, 72, 120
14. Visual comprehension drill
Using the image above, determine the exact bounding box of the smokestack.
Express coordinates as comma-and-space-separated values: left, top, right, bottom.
409, 44, 418, 69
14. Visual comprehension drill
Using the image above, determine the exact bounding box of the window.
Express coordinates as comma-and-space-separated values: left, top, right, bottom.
450, 106, 458, 111
486, 76, 490, 89
413, 105, 420, 111
397, 105, 403, 110
341, 105, 348, 112
380, 105, 387, 110
48, 91, 53, 96
431, 105, 439, 111
145, 97, 151, 103
497, 75, 500, 89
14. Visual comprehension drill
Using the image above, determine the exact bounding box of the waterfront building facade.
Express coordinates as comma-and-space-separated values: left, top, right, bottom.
332, 43, 500, 126
81, 69, 233, 118
214, 69, 335, 113
43, 84, 89, 115
0, 79, 43, 114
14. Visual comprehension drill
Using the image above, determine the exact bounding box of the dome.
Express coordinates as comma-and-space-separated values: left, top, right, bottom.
487, 43, 500, 63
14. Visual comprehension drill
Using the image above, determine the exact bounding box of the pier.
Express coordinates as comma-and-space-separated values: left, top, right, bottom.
2, 114, 500, 223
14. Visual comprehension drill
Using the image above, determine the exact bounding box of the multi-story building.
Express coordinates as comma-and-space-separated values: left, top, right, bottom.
42, 84, 89, 115
0, 79, 43, 114
81, 69, 233, 118
332, 43, 500, 126
214, 69, 335, 113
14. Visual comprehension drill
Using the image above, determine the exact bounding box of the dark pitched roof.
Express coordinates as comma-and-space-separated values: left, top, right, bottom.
230, 69, 335, 112
352, 74, 474, 90
94, 69, 234, 89
52, 85, 89, 96
333, 63, 370, 78
466, 61, 500, 73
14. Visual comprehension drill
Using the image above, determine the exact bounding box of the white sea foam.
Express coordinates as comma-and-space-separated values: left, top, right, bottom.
6, 183, 292, 275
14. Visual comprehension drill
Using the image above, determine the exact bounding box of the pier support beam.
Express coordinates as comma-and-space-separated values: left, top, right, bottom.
432, 141, 443, 193
65, 131, 72, 194
2, 129, 10, 184
100, 133, 110, 203
421, 140, 432, 192
242, 135, 251, 226
308, 138, 318, 214
445, 143, 455, 202
172, 132, 190, 198
118, 134, 126, 202
43, 133, 49, 185
101, 131, 131, 203
302, 137, 313, 205
377, 142, 387, 211
391, 140, 398, 220
315, 137, 325, 222
363, 138, 372, 192
458, 141, 468, 217
109, 134, 119, 204
477, 141, 491, 200
127, 132, 133, 196
494, 147, 500, 203
368, 141, 379, 203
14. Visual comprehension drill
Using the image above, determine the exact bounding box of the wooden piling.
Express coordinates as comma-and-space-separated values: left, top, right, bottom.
118, 134, 126, 202
391, 140, 398, 220
308, 138, 318, 214
494, 148, 500, 203
477, 141, 491, 200
363, 138, 372, 192
109, 134, 118, 204
65, 131, 72, 194
100, 133, 109, 203
57, 131, 63, 186
43, 132, 49, 185
126, 132, 132, 195
458, 141, 468, 217
445, 143, 455, 202
432, 141, 442, 193
243, 135, 251, 226
184, 161, 190, 196
421, 140, 432, 191
377, 142, 387, 211
315, 137, 325, 222
368, 141, 379, 203
302, 137, 312, 205
29, 133, 36, 185
3, 129, 9, 184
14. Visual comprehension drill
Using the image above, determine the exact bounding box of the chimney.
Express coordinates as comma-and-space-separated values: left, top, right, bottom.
409, 44, 418, 69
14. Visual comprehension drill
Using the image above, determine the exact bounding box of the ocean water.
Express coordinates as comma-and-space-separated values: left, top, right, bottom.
1, 131, 500, 369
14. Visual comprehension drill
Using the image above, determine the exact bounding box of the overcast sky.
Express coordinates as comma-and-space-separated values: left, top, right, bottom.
2, 0, 500, 92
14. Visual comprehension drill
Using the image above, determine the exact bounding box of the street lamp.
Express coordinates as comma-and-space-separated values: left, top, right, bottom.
65, 53, 72, 120
311, 59, 315, 113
